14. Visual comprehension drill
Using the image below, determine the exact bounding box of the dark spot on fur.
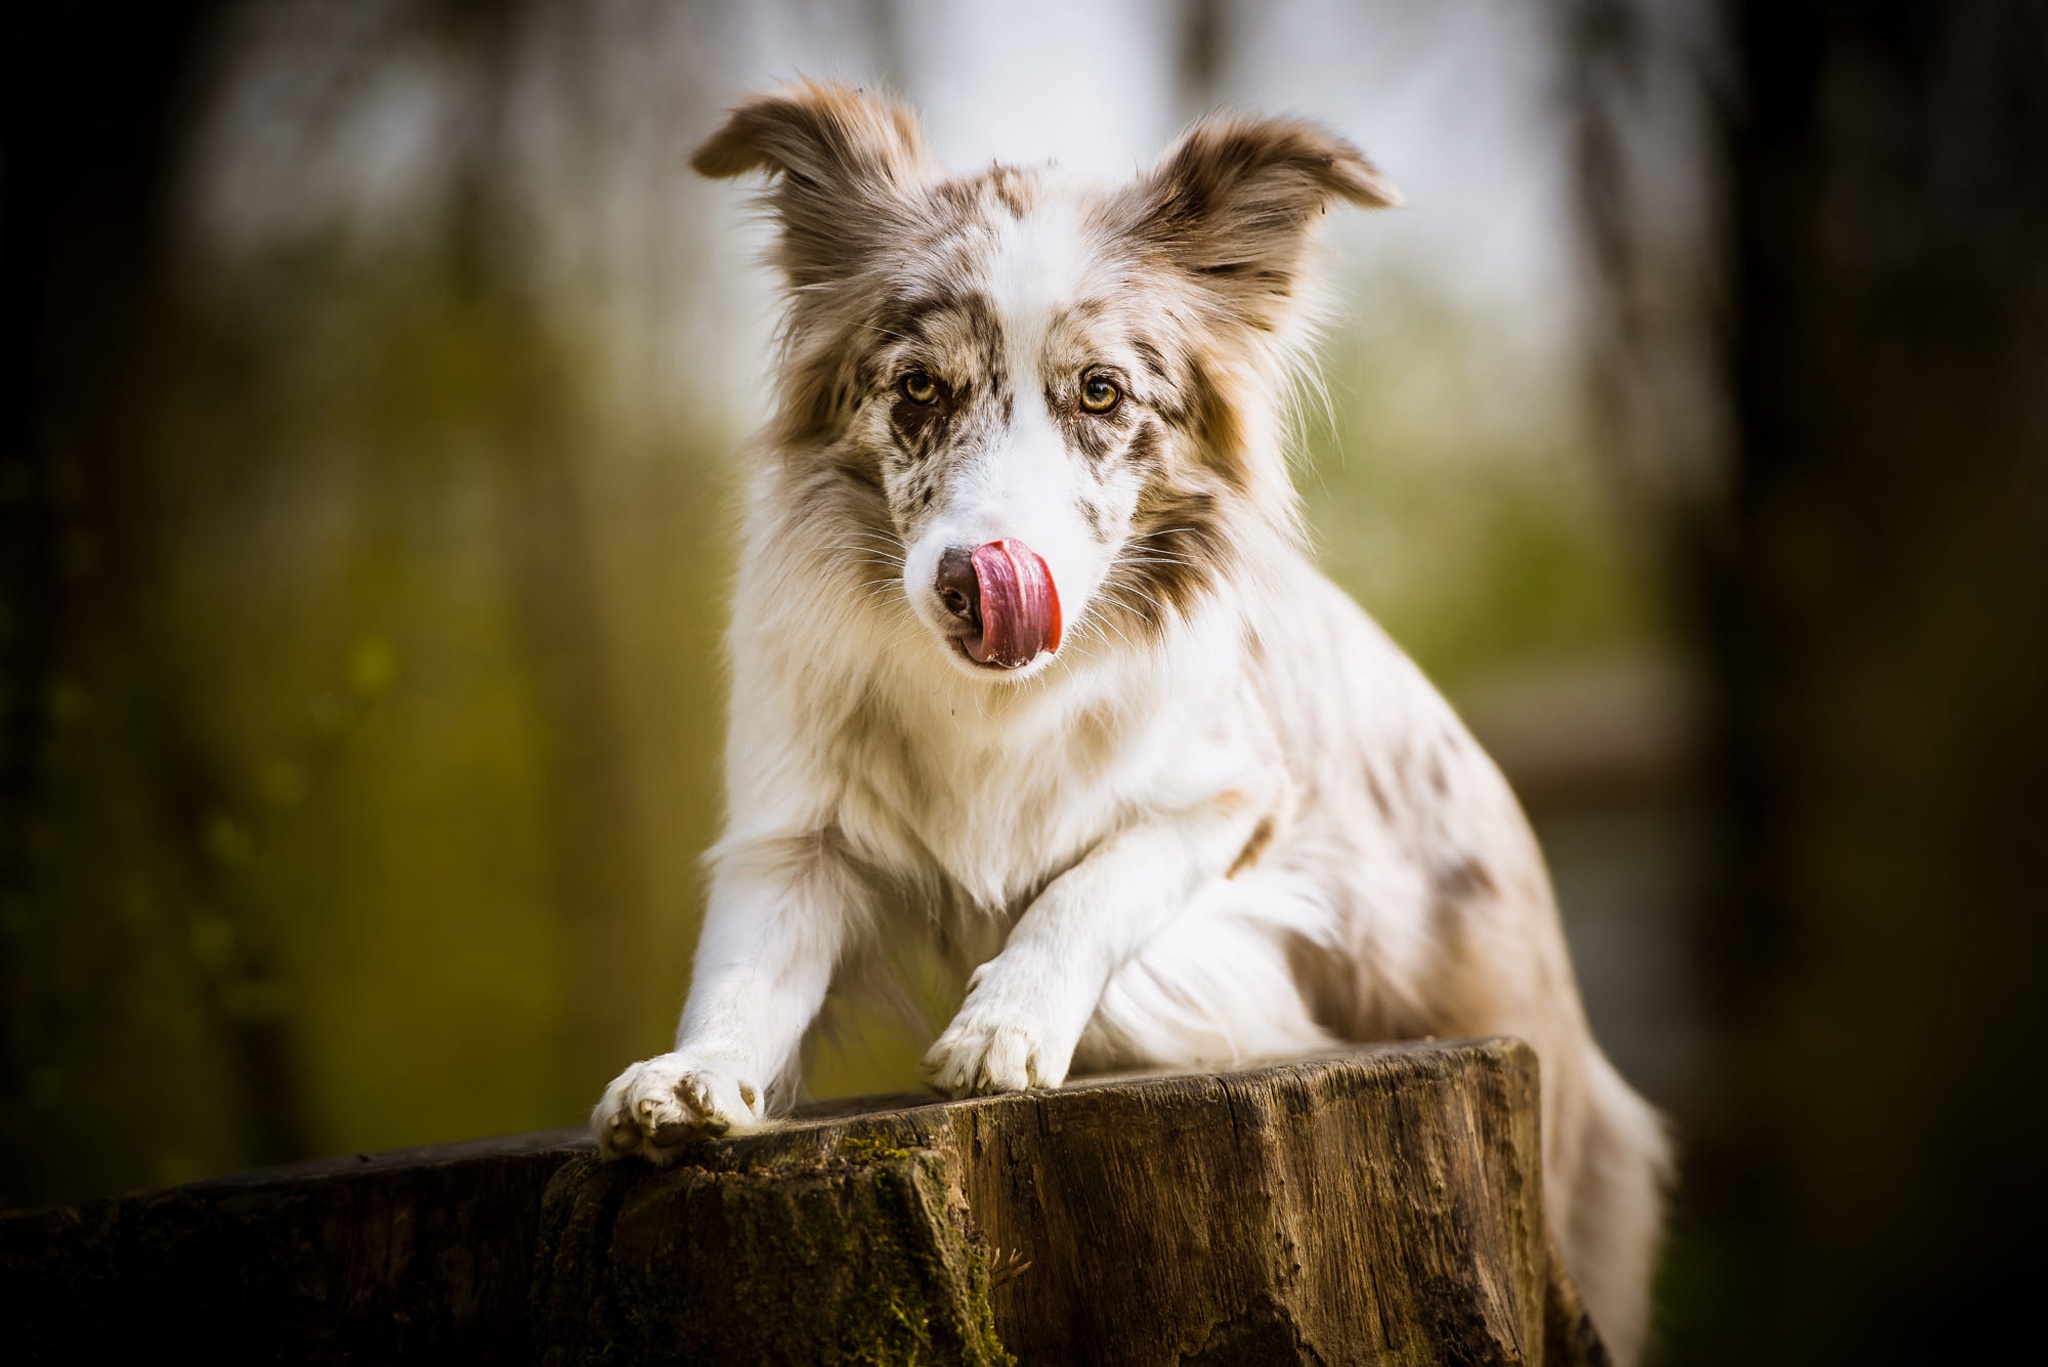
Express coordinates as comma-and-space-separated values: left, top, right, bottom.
1133, 339, 1170, 379
1062, 297, 1108, 328
892, 390, 952, 450
778, 342, 863, 446
1187, 352, 1249, 489
1425, 855, 1504, 1037
1148, 351, 1247, 490
1127, 420, 1165, 473
930, 178, 984, 215
984, 165, 1035, 218
1427, 750, 1449, 797
854, 354, 886, 395
1077, 494, 1108, 542
1227, 816, 1276, 879
1102, 469, 1231, 637
1442, 721, 1469, 757
1071, 412, 1116, 463
873, 290, 1007, 381
834, 454, 883, 492
875, 288, 972, 346
1436, 856, 1499, 903
1287, 931, 1363, 1038
1365, 769, 1393, 823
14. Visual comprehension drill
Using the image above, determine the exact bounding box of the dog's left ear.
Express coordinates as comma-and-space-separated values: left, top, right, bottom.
1118, 114, 1399, 332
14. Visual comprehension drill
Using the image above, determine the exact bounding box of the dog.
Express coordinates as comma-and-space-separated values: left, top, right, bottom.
592, 80, 1670, 1364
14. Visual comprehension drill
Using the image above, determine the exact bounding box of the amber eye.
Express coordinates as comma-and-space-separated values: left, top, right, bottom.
901, 371, 940, 405
1080, 376, 1122, 414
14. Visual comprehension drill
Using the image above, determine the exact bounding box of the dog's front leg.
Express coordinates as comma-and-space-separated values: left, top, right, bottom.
925, 796, 1270, 1095
592, 832, 858, 1162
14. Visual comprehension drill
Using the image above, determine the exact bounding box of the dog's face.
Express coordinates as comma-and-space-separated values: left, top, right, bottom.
696, 82, 1396, 681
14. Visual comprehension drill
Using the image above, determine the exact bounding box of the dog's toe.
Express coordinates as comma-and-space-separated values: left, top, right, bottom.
590, 1052, 760, 1160
926, 1019, 1063, 1098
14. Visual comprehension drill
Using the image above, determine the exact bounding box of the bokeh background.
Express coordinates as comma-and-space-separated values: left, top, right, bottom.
4, 1, 2043, 1361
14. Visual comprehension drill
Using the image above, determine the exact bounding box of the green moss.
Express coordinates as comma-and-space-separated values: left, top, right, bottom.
836, 1134, 915, 1165
535, 1146, 1011, 1365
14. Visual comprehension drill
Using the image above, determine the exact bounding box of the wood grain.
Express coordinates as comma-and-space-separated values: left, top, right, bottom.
0, 1039, 1607, 1365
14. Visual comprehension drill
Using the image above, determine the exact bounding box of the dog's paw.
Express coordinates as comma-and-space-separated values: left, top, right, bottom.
590, 1052, 764, 1163
924, 977, 1076, 1097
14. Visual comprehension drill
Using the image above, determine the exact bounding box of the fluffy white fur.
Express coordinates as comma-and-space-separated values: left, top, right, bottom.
593, 82, 1670, 1365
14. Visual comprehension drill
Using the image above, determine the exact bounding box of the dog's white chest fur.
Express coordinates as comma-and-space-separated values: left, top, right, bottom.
805, 604, 1253, 916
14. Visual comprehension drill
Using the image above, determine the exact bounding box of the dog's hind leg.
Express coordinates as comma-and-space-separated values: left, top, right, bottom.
1070, 876, 1334, 1076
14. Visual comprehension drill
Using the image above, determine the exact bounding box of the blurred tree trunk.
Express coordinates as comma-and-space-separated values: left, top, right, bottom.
1567, 0, 2048, 1358
1704, 2, 2048, 1359
0, 0, 322, 1200
0, 8, 206, 950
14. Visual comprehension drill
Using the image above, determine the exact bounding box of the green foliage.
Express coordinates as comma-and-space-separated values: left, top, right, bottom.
1299, 277, 1671, 696
3, 230, 732, 1204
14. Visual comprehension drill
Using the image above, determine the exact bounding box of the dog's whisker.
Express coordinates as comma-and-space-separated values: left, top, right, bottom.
1112, 584, 1170, 613
828, 533, 908, 555
831, 551, 907, 570
1083, 608, 1141, 653
1113, 556, 1200, 572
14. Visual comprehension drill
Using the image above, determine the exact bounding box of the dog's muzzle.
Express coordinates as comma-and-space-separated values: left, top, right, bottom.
935, 539, 1063, 669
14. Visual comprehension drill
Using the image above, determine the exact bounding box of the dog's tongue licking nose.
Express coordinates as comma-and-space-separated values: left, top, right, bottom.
968, 539, 1062, 668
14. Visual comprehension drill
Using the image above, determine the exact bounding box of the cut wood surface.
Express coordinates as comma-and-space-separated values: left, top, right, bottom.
0, 1039, 1607, 1365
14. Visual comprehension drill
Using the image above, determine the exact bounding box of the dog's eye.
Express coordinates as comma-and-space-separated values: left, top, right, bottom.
900, 371, 940, 406
1080, 376, 1122, 414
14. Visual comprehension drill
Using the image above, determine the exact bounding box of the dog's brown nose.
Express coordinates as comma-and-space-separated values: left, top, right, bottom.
936, 547, 981, 629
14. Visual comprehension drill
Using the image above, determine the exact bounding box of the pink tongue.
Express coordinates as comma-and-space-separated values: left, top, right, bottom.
968, 539, 1063, 668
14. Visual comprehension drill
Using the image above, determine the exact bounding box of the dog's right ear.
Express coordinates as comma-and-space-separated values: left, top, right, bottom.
693, 81, 935, 289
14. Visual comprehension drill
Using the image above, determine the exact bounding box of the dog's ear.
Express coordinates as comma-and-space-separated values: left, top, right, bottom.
1119, 114, 1399, 332
693, 81, 935, 288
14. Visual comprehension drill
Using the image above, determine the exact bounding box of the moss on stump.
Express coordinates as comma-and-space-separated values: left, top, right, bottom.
1, 1040, 1607, 1365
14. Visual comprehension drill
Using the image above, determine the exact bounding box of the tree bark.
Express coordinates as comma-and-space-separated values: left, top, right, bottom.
0, 1040, 1606, 1365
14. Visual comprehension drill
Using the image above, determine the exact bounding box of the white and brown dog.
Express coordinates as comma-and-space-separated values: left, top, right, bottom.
593, 81, 1669, 1363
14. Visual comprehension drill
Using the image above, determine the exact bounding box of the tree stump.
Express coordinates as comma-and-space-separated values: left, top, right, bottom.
0, 1039, 1607, 1365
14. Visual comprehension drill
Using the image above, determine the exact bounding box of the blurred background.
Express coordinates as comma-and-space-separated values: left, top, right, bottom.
3, 1, 2043, 1361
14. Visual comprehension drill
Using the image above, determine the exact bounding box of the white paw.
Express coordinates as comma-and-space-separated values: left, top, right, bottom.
589, 1051, 764, 1163
924, 966, 1079, 1097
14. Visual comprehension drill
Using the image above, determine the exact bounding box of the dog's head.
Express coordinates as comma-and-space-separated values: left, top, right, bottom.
696, 80, 1397, 681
